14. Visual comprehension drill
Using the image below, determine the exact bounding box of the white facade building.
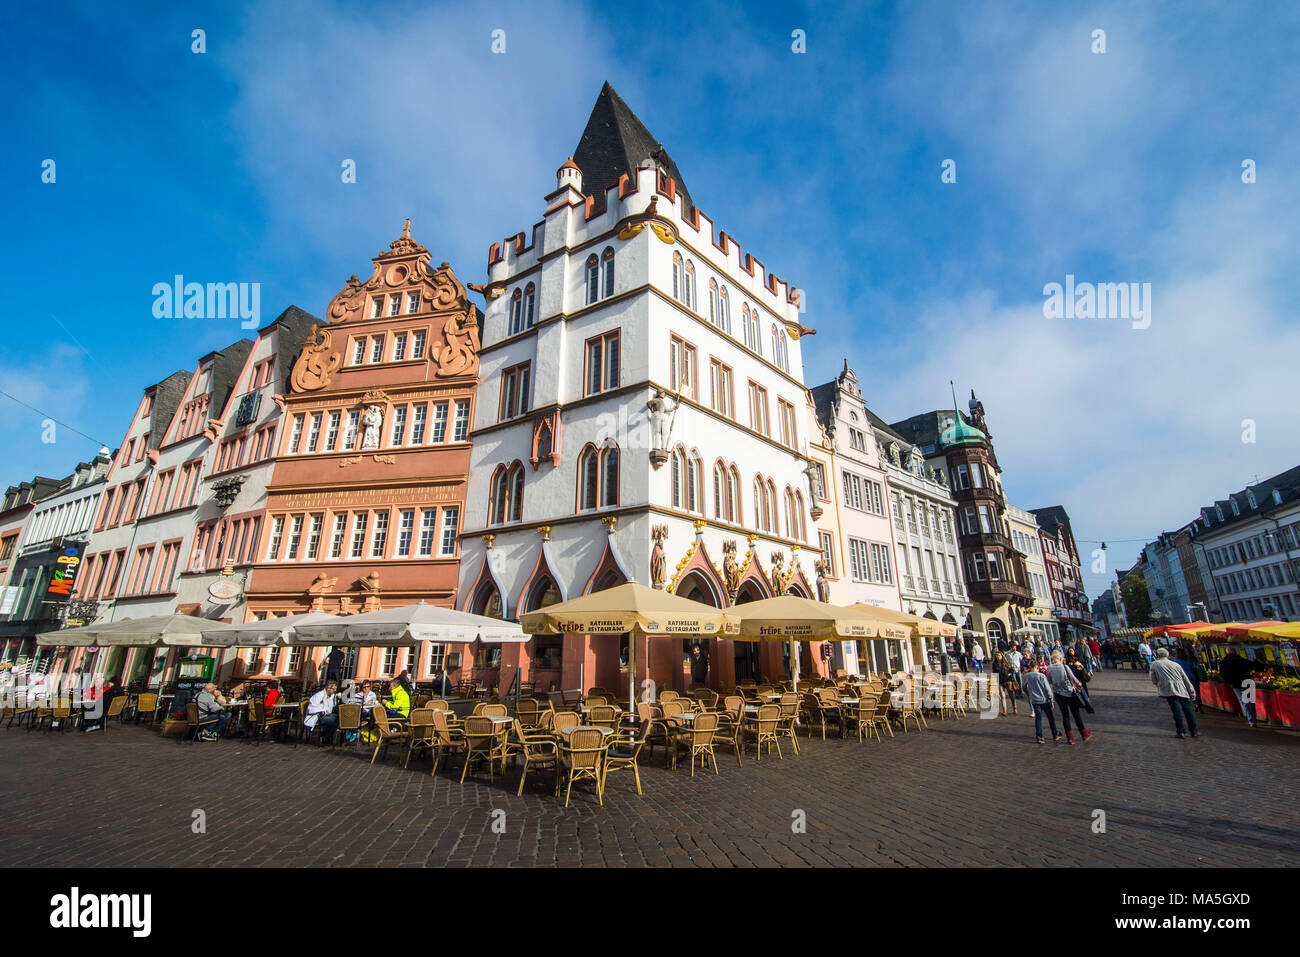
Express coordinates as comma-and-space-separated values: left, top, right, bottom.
1007, 504, 1059, 644
456, 84, 817, 693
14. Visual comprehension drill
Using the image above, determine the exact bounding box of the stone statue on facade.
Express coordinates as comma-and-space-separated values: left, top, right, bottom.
650, 524, 669, 587
814, 560, 831, 602
722, 540, 741, 599
361, 405, 383, 449
769, 552, 785, 592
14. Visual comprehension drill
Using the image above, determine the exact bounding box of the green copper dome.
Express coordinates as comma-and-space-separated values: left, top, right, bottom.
939, 382, 987, 448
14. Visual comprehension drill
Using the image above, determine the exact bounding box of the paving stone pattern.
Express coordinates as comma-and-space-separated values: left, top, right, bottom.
1, 670, 1296, 867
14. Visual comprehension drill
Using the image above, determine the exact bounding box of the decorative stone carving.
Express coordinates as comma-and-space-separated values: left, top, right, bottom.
723, 540, 741, 599
650, 524, 669, 587
769, 552, 785, 592
814, 560, 831, 602
431, 310, 481, 377
361, 405, 383, 450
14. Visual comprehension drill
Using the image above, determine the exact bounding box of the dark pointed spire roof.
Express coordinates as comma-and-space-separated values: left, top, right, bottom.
573, 81, 693, 217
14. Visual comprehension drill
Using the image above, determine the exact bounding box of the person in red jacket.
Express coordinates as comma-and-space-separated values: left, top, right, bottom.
263, 678, 281, 712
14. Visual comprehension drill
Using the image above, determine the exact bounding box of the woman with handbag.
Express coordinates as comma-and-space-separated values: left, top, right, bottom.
994, 651, 1020, 716
1048, 651, 1092, 744
1066, 649, 1094, 714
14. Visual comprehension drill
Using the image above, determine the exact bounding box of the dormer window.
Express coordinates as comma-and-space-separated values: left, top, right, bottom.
1273, 489, 1283, 505
1231, 500, 1240, 516
1247, 492, 1257, 509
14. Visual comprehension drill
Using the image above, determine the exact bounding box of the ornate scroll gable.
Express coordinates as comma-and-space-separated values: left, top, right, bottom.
431, 305, 481, 378
291, 323, 343, 393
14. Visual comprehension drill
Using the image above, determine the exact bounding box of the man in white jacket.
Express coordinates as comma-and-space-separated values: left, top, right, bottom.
1150, 648, 1200, 739
304, 681, 339, 744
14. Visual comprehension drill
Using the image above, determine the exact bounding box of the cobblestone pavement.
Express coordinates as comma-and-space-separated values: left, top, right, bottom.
1, 670, 1296, 867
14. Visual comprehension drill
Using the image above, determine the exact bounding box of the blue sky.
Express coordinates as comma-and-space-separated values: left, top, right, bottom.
4, 0, 1298, 604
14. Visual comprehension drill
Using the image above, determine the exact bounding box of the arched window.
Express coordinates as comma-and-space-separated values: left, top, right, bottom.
673, 447, 686, 510
684, 260, 696, 309
771, 323, 789, 372
719, 286, 730, 334
672, 445, 700, 513
578, 446, 600, 510
601, 247, 615, 299
794, 490, 806, 541
753, 476, 765, 530
509, 288, 523, 336
586, 255, 600, 305
744, 304, 762, 354
671, 252, 683, 302
709, 280, 719, 327
601, 445, 619, 506
523, 282, 536, 330
489, 466, 509, 525
689, 451, 702, 513
714, 461, 728, 521
536, 420, 553, 462
766, 478, 778, 532
728, 464, 741, 524
509, 462, 525, 522
784, 487, 796, 539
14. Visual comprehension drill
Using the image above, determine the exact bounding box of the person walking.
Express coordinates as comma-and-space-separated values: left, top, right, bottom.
1217, 650, 1258, 728
1150, 648, 1200, 738
1047, 651, 1091, 744
994, 651, 1020, 716
971, 640, 985, 673
1088, 637, 1102, 670
1172, 648, 1203, 713
1021, 666, 1058, 744
1066, 649, 1095, 714
1137, 639, 1154, 672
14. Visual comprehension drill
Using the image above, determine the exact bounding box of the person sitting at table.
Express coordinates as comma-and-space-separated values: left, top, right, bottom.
263, 678, 281, 712
356, 680, 378, 710
304, 680, 340, 744
195, 683, 231, 741
381, 672, 412, 719
84, 677, 127, 732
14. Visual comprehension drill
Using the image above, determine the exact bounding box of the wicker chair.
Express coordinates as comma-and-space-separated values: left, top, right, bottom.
425, 697, 449, 712
506, 718, 559, 796
460, 715, 504, 783
692, 688, 720, 712
551, 711, 581, 734
746, 704, 782, 760
370, 709, 409, 764
100, 694, 129, 730
481, 703, 508, 718
892, 682, 927, 732
4, 694, 34, 729
816, 688, 846, 738
404, 708, 437, 767
515, 698, 541, 727
873, 690, 896, 737
558, 727, 607, 807
47, 697, 78, 733
133, 692, 160, 725
28, 697, 51, 732
776, 692, 802, 754
800, 691, 829, 740
847, 694, 882, 742
587, 704, 619, 729
184, 701, 218, 742
669, 711, 718, 775
712, 697, 745, 766
658, 690, 682, 705
429, 707, 464, 777
249, 698, 287, 744
336, 702, 362, 748
602, 720, 649, 795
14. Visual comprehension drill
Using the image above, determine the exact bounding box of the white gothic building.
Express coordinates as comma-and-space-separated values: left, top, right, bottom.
457, 83, 818, 694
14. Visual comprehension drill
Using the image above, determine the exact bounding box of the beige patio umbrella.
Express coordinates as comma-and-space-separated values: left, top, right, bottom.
849, 603, 956, 675
518, 582, 739, 714
729, 596, 910, 691
38, 614, 225, 648
200, 612, 345, 648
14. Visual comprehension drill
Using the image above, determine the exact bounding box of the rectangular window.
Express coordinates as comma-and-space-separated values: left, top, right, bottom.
407, 292, 420, 314
439, 506, 460, 557
370, 510, 389, 558
352, 338, 367, 364
411, 329, 426, 358
453, 400, 470, 442
370, 335, 385, 363
709, 359, 734, 418
409, 403, 427, 444
670, 335, 696, 400
304, 514, 323, 560
396, 509, 415, 556
848, 539, 871, 582
865, 480, 884, 515
325, 411, 340, 451
344, 410, 359, 450
266, 515, 285, 561
430, 402, 449, 443
306, 412, 322, 452
392, 332, 408, 362
500, 363, 532, 420
287, 414, 304, 454
748, 381, 769, 436
777, 399, 797, 449
871, 542, 892, 584
326, 513, 347, 559
418, 509, 437, 557
819, 531, 836, 577
585, 332, 619, 395
285, 514, 304, 561
842, 471, 863, 510
390, 406, 407, 446
371, 298, 383, 319
349, 513, 369, 558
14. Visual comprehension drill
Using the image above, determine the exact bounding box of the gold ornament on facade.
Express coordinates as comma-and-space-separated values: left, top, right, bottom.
290, 324, 342, 393
666, 541, 698, 595
538, 525, 552, 542
722, 539, 741, 600
482, 534, 496, 549
601, 516, 618, 534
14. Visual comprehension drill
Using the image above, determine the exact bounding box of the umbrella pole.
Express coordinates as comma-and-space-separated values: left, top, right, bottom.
790, 638, 798, 693
628, 631, 636, 716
